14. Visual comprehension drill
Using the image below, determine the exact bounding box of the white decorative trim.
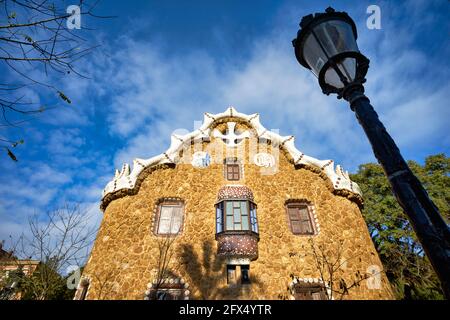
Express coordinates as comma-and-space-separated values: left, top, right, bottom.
102, 106, 361, 206
309, 204, 321, 235
288, 277, 332, 300
144, 276, 190, 300
226, 257, 251, 265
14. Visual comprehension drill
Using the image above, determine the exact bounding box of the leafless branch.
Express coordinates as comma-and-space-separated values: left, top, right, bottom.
1, 203, 98, 299
0, 0, 112, 159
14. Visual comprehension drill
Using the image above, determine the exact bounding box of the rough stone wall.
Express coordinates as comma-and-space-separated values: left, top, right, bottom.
82, 122, 394, 300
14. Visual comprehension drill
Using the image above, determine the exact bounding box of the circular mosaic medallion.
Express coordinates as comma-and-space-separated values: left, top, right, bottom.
191, 151, 211, 168
253, 153, 275, 167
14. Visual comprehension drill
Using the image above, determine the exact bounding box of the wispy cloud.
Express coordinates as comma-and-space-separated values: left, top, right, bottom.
0, 0, 448, 253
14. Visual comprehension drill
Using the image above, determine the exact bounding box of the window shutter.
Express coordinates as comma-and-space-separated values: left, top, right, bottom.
288, 207, 299, 221
294, 285, 327, 300
156, 202, 184, 235
170, 206, 183, 234
158, 206, 173, 234
291, 220, 303, 234
299, 207, 313, 234
288, 207, 300, 234
312, 292, 322, 300
287, 204, 315, 235
226, 164, 240, 180
233, 165, 240, 180
295, 292, 311, 300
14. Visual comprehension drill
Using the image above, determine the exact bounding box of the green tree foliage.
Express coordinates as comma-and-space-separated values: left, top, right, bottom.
19, 260, 76, 300
350, 153, 449, 300
0, 259, 78, 300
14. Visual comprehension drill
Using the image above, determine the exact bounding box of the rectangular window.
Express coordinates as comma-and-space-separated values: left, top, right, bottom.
294, 284, 327, 300
216, 202, 223, 233
224, 201, 251, 231
156, 289, 183, 300
227, 265, 237, 285
298, 207, 313, 234
226, 164, 240, 180
250, 203, 258, 233
241, 265, 250, 284
227, 265, 251, 285
286, 203, 314, 235
156, 202, 184, 235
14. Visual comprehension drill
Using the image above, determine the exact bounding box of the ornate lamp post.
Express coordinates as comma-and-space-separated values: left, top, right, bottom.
292, 7, 450, 298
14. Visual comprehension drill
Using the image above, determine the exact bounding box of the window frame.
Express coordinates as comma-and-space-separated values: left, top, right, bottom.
226, 265, 251, 286
154, 200, 185, 236
285, 202, 316, 235
226, 265, 237, 285
240, 265, 251, 285
155, 288, 184, 300
293, 283, 328, 300
226, 163, 240, 180
223, 157, 242, 181
216, 200, 258, 234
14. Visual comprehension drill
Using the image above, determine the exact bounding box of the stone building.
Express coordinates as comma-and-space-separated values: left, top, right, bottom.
0, 242, 40, 300
78, 107, 393, 300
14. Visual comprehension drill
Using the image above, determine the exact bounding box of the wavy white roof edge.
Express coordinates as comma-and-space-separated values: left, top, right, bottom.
102, 106, 361, 201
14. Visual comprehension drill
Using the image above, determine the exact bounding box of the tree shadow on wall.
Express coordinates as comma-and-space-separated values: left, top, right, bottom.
179, 240, 264, 299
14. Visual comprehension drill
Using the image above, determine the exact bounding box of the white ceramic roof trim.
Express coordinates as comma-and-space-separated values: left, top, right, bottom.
102, 106, 361, 200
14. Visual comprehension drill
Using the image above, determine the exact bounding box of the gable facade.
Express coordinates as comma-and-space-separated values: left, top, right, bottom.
79, 107, 393, 300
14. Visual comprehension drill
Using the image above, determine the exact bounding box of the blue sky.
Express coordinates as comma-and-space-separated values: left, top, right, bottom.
0, 0, 449, 246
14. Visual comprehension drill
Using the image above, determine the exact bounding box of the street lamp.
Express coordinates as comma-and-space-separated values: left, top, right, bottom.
292, 7, 450, 298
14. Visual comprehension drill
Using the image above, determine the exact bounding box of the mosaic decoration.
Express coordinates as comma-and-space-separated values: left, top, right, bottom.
216, 185, 254, 202
253, 152, 275, 168
287, 277, 331, 300
144, 277, 190, 300
191, 151, 211, 168
216, 233, 258, 260
101, 106, 362, 210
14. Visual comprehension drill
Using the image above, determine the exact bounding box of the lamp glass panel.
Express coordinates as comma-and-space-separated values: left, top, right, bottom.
313, 20, 358, 58
324, 67, 344, 88
338, 57, 356, 82
323, 57, 356, 88
303, 33, 328, 77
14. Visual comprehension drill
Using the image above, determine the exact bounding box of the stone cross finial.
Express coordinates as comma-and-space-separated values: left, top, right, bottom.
213, 122, 250, 147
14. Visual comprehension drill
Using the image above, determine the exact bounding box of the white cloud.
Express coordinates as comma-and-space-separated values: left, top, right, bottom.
91, 28, 372, 171
1, 0, 448, 260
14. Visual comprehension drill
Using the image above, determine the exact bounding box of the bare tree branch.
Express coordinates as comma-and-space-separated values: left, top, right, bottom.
0, 0, 112, 160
